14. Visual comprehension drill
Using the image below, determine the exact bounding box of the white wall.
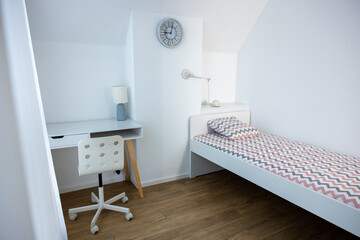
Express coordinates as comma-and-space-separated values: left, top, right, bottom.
33, 41, 126, 123
25, 0, 268, 53
0, 0, 66, 238
0, 9, 34, 240
129, 11, 203, 186
32, 41, 128, 192
202, 52, 237, 104
236, 0, 360, 157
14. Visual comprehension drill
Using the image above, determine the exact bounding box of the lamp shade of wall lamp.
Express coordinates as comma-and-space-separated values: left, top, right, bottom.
112, 85, 128, 121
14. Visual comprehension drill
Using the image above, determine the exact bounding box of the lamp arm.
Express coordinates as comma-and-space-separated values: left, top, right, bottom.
181, 69, 210, 81
190, 75, 211, 81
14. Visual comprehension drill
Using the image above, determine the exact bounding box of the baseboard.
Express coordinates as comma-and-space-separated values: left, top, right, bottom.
59, 176, 125, 194
140, 172, 189, 188
59, 172, 190, 193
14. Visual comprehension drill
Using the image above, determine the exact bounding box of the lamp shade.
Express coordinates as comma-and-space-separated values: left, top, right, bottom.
112, 85, 128, 104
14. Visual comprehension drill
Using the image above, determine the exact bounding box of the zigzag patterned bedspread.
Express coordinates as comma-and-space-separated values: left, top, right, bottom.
194, 132, 360, 210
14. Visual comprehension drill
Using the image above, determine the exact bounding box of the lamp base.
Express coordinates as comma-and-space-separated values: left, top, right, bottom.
116, 104, 126, 121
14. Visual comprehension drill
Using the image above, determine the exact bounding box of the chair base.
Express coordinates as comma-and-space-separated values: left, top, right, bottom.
68, 186, 133, 234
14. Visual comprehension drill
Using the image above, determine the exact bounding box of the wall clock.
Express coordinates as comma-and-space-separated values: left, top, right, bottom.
157, 18, 183, 48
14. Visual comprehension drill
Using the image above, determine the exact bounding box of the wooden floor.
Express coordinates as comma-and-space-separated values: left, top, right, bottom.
61, 171, 357, 240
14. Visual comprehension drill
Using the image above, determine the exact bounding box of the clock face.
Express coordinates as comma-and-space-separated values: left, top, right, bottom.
157, 18, 183, 48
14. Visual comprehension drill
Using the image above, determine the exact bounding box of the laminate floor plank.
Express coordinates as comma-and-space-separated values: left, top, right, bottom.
144, 209, 242, 240
61, 171, 357, 240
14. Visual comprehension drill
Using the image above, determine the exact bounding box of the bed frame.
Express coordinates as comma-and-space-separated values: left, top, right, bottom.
189, 111, 360, 237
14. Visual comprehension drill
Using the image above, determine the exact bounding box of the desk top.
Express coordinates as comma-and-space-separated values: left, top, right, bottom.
47, 118, 142, 137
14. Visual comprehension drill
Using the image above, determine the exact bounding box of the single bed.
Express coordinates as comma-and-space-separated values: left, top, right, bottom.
189, 111, 360, 237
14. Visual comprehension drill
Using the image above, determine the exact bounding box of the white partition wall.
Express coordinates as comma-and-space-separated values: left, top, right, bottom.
0, 0, 66, 239
0, 10, 35, 240
127, 11, 203, 186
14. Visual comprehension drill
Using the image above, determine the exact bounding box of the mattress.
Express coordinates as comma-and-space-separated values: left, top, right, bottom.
194, 132, 360, 210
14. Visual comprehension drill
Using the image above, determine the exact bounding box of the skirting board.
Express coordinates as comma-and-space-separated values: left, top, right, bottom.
141, 173, 189, 188
59, 175, 125, 194
60, 173, 189, 193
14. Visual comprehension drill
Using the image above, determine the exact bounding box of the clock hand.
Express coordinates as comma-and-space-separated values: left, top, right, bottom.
170, 25, 173, 35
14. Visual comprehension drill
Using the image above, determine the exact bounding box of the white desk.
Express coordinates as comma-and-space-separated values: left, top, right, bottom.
47, 118, 144, 198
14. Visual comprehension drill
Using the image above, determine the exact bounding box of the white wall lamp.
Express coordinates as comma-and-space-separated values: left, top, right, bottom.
181, 69, 220, 107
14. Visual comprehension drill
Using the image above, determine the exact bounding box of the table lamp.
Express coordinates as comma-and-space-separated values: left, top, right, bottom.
112, 85, 128, 121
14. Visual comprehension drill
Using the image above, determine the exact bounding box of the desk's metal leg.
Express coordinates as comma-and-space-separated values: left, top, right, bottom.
123, 146, 130, 181
125, 140, 144, 199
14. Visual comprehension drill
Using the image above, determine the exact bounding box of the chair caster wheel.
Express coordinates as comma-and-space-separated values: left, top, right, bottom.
125, 212, 133, 221
121, 196, 128, 203
91, 196, 97, 203
69, 213, 77, 221
90, 225, 99, 234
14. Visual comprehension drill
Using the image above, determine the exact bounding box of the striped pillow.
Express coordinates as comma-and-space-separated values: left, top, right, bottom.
207, 117, 259, 140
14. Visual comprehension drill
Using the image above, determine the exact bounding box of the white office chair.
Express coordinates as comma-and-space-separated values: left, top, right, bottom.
68, 135, 133, 234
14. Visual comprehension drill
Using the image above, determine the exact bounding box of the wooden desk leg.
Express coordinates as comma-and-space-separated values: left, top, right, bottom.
125, 140, 144, 199
123, 146, 130, 181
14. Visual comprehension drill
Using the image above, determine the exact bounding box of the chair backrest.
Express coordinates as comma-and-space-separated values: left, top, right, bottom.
78, 135, 124, 176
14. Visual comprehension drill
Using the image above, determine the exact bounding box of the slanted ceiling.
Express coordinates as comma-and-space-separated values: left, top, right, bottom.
26, 0, 267, 53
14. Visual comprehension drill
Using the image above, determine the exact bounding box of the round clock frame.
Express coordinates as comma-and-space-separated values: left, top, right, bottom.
157, 18, 183, 48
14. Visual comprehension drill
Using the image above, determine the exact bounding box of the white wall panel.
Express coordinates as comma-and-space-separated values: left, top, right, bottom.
130, 11, 203, 185
33, 41, 126, 123
0, 0, 66, 238
236, 0, 360, 157
203, 52, 237, 104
